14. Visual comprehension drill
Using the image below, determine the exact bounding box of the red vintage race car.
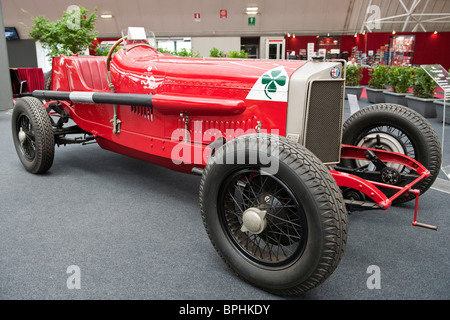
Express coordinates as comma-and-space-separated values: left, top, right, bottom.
11, 28, 441, 296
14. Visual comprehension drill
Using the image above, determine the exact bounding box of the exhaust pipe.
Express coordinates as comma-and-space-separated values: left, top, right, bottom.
33, 90, 153, 106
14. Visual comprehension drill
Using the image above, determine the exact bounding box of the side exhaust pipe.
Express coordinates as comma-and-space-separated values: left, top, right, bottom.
33, 90, 153, 107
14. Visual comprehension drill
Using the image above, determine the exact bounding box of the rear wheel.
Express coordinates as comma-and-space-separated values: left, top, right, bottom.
11, 97, 54, 174
199, 134, 347, 296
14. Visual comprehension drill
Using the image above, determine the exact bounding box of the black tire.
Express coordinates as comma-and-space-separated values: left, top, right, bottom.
341, 103, 441, 204
199, 134, 348, 296
11, 97, 55, 174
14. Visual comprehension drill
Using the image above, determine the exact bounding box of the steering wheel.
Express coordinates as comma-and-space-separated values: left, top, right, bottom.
106, 36, 153, 72
106, 36, 127, 72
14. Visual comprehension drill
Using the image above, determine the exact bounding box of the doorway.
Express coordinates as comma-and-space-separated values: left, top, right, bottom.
265, 38, 285, 60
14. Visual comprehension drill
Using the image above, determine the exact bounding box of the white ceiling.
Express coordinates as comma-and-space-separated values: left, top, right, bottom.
2, 0, 450, 39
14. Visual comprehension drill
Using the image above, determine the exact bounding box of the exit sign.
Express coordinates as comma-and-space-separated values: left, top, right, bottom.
248, 17, 255, 26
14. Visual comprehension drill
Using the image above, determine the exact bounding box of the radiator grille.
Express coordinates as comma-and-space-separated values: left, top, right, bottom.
304, 80, 344, 164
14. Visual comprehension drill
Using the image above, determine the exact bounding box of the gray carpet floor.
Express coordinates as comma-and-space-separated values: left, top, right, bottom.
0, 98, 449, 300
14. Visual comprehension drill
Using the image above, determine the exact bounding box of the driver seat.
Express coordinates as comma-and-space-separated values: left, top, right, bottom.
74, 56, 108, 91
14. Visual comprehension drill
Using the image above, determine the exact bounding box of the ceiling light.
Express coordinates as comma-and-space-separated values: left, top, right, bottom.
245, 7, 259, 15
392, 30, 396, 34
101, 14, 113, 19
434, 30, 438, 34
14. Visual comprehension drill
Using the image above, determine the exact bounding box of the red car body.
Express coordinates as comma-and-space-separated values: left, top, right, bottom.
49, 50, 309, 173
43, 46, 430, 215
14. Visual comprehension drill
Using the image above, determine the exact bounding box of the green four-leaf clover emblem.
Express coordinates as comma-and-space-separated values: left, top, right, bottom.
261, 69, 287, 99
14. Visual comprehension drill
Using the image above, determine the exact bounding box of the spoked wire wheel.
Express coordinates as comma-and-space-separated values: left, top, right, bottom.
354, 127, 415, 173
16, 113, 36, 161
219, 168, 308, 268
200, 134, 347, 296
11, 97, 55, 174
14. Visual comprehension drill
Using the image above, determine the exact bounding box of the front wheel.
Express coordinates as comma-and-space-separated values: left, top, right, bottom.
11, 97, 55, 174
199, 134, 348, 296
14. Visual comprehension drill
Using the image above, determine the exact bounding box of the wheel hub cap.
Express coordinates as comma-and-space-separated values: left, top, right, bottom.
241, 207, 267, 234
18, 127, 26, 145
356, 133, 406, 171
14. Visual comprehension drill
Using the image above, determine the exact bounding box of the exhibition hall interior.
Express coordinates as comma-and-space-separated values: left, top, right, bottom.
0, 0, 449, 302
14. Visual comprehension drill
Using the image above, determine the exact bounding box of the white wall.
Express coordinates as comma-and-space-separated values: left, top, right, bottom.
191, 37, 240, 58
35, 42, 52, 73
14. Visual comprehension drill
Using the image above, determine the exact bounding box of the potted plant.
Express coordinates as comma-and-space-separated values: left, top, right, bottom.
24, 6, 98, 57
384, 66, 413, 106
406, 67, 437, 118
366, 65, 388, 103
158, 47, 200, 57
345, 64, 363, 99
23, 6, 98, 89
227, 50, 248, 59
209, 47, 225, 58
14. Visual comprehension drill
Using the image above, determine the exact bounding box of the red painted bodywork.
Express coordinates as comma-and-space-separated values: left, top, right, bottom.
48, 45, 429, 221
51, 47, 305, 172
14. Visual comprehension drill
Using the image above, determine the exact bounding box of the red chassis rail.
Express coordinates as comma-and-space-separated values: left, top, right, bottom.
334, 144, 436, 230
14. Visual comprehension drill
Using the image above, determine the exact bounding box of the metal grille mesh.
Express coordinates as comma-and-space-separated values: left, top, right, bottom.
304, 80, 344, 164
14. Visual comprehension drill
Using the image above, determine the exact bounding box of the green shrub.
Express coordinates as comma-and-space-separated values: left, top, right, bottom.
158, 47, 200, 57
95, 44, 121, 56
209, 47, 224, 58
345, 65, 362, 87
387, 66, 413, 93
368, 65, 389, 89
23, 6, 98, 57
227, 50, 248, 59
412, 67, 437, 99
